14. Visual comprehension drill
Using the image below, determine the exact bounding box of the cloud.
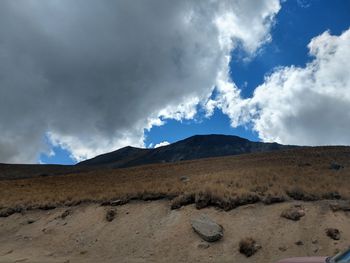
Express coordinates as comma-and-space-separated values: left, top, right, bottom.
0, 0, 280, 163
219, 28, 350, 146
154, 141, 170, 148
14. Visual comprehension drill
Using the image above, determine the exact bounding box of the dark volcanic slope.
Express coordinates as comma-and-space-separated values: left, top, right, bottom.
78, 146, 151, 167
78, 134, 297, 168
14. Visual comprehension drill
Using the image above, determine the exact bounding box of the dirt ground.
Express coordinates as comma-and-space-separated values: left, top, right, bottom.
0, 200, 349, 263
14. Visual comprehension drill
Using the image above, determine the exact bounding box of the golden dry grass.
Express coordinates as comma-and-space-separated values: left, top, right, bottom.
0, 146, 349, 209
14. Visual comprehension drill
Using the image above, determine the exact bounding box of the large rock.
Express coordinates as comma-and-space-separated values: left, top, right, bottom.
191, 214, 223, 242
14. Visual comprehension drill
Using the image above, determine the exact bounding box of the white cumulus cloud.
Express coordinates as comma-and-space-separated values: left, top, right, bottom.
218, 28, 350, 146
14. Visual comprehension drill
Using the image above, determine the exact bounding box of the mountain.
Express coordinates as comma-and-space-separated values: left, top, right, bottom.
77, 134, 297, 168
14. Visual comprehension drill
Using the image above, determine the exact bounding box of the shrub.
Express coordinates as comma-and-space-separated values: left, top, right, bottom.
262, 194, 286, 205
286, 187, 318, 201
170, 193, 195, 210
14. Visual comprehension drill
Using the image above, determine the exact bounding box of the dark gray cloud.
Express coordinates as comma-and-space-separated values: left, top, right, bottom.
0, 0, 280, 162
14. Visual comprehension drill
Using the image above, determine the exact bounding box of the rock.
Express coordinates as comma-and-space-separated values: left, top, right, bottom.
61, 209, 71, 219
197, 242, 210, 249
281, 205, 305, 221
239, 238, 261, 257
279, 246, 287, 252
312, 239, 318, 244
180, 176, 190, 182
330, 162, 344, 170
106, 209, 116, 222
38, 204, 56, 211
3, 249, 13, 255
101, 199, 129, 206
295, 240, 304, 246
27, 219, 35, 224
110, 200, 124, 206
191, 214, 223, 242
326, 228, 340, 240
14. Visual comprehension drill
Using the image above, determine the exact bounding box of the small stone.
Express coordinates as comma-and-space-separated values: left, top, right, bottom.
326, 228, 340, 240
27, 219, 35, 224
4, 249, 13, 255
279, 246, 287, 252
61, 209, 71, 219
106, 209, 116, 222
180, 176, 190, 182
312, 239, 318, 244
198, 242, 210, 249
329, 162, 344, 170
110, 200, 124, 206
295, 240, 304, 246
313, 247, 319, 253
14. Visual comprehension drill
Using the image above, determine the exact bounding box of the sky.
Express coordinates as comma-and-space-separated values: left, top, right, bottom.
0, 0, 349, 165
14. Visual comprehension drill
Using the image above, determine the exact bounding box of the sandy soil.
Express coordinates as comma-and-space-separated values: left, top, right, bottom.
0, 200, 349, 263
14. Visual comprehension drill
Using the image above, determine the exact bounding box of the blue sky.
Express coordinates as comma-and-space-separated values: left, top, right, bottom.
38, 0, 350, 164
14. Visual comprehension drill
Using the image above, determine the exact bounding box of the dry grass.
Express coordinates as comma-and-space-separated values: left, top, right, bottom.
0, 146, 349, 211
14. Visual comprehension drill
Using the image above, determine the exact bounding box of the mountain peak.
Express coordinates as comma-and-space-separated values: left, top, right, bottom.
77, 134, 296, 168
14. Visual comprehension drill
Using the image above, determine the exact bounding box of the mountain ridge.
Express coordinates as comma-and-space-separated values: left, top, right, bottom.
77, 134, 298, 168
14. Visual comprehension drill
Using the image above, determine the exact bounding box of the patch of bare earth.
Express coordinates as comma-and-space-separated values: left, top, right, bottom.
0, 200, 349, 263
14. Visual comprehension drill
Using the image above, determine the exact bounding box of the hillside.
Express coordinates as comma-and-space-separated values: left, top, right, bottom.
77, 134, 297, 168
0, 146, 349, 263
1, 146, 349, 209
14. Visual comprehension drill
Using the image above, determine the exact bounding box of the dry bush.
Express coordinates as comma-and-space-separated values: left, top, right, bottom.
262, 193, 286, 205
286, 186, 319, 201
0, 147, 349, 210
170, 193, 195, 209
